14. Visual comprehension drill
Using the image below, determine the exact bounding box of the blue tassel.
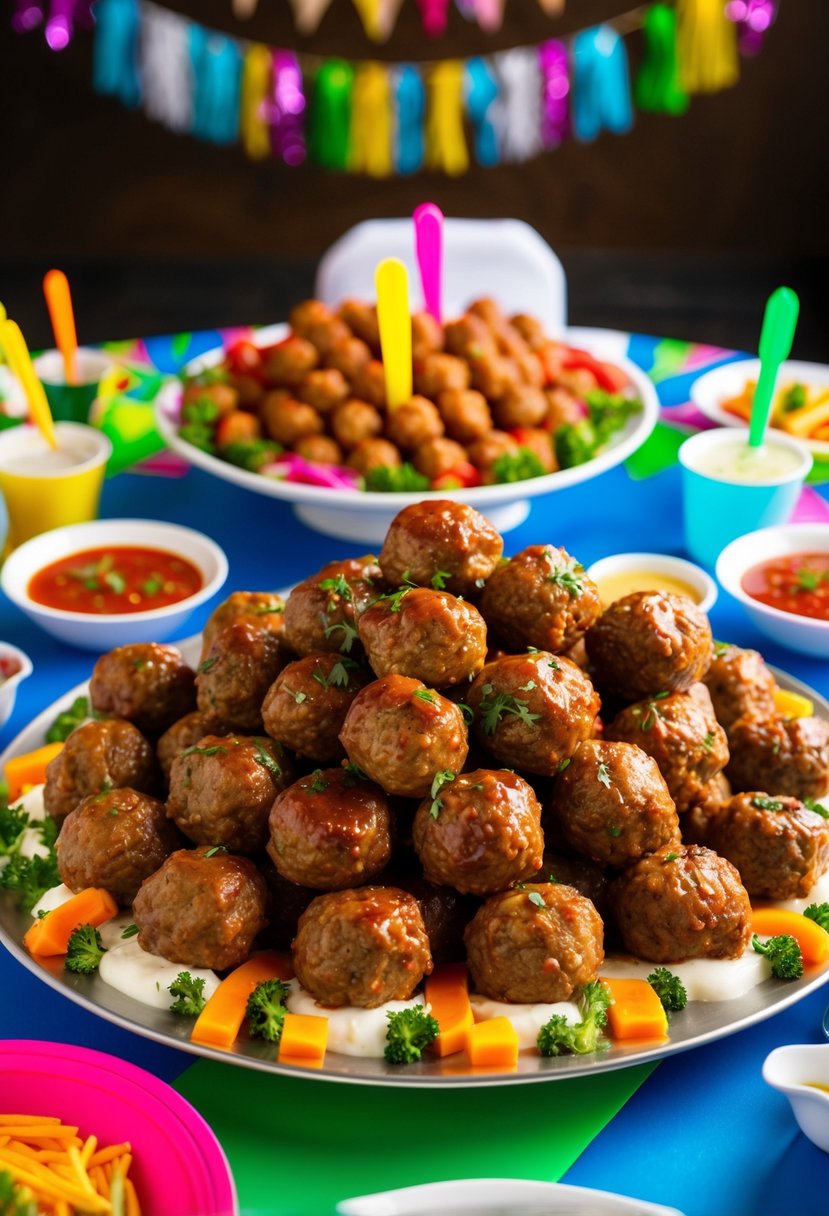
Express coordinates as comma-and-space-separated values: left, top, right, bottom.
189, 24, 243, 145
465, 57, 500, 167
571, 24, 633, 143
92, 0, 140, 108
395, 65, 425, 175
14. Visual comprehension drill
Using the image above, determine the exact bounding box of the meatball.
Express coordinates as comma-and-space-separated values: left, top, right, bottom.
261, 653, 370, 762
261, 335, 318, 386
480, 545, 602, 654
702, 644, 778, 733
468, 652, 600, 777
339, 674, 469, 798
283, 556, 381, 658
258, 856, 316, 950
444, 313, 497, 359
605, 684, 729, 814
295, 368, 349, 414
412, 769, 543, 895
510, 313, 547, 350
466, 430, 518, 475
324, 335, 372, 382
182, 380, 239, 416
350, 359, 387, 409
347, 438, 401, 476
609, 844, 752, 962
392, 874, 476, 965
290, 300, 351, 354
157, 711, 219, 780
411, 312, 444, 360
167, 734, 291, 854
492, 385, 548, 430
545, 387, 585, 430
585, 592, 713, 701
267, 767, 392, 890
89, 644, 196, 736
358, 588, 487, 687
412, 437, 468, 479
468, 352, 520, 401
201, 591, 285, 655
726, 713, 829, 802
44, 719, 158, 823
509, 428, 557, 475
196, 620, 289, 733
384, 396, 444, 451
330, 400, 383, 450
413, 354, 470, 398
379, 499, 503, 596
696, 791, 829, 900
134, 846, 267, 970
294, 434, 344, 466
464, 883, 604, 1004
436, 389, 493, 443
261, 392, 324, 446
337, 299, 380, 352
57, 787, 180, 905
549, 739, 680, 867
542, 850, 610, 921
292, 886, 432, 1007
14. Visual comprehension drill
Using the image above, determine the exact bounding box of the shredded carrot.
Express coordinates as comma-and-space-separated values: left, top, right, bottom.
23, 887, 118, 957
751, 907, 829, 966
425, 963, 474, 1057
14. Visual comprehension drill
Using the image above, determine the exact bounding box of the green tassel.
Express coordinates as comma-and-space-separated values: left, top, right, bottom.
308, 59, 355, 170
635, 3, 689, 116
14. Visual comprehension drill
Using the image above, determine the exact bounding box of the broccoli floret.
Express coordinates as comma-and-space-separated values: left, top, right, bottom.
804, 903, 829, 932
218, 439, 282, 472
246, 978, 291, 1043
752, 933, 804, 980
45, 695, 91, 744
384, 1006, 439, 1064
364, 463, 430, 494
65, 924, 106, 975
178, 423, 216, 454
0, 803, 29, 855
181, 397, 221, 427
554, 420, 599, 470
646, 967, 688, 1012
585, 389, 641, 443
537, 980, 611, 1057
168, 971, 207, 1016
490, 447, 547, 484
0, 848, 61, 914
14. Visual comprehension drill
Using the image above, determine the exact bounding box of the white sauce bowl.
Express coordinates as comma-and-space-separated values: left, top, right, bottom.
763, 1043, 829, 1153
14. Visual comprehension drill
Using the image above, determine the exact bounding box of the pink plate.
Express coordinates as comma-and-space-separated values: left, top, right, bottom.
0, 1040, 237, 1216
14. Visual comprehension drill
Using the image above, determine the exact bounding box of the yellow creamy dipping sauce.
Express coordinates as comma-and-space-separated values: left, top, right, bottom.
687, 437, 803, 484
595, 569, 701, 608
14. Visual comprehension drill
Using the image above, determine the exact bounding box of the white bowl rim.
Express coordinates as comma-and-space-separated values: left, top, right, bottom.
155, 324, 661, 512
0, 519, 229, 626
678, 425, 813, 487
0, 421, 112, 478
0, 641, 34, 693
715, 523, 829, 632
763, 1042, 829, 1093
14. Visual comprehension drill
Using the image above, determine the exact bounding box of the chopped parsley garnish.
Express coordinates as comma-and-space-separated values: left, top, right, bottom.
342, 761, 369, 785
712, 640, 732, 658
121, 923, 139, 939
322, 618, 359, 653
197, 656, 218, 674
181, 744, 227, 758
204, 845, 227, 858
375, 583, 415, 613
795, 567, 829, 593
663, 851, 679, 863
429, 770, 455, 819
805, 797, 829, 819
307, 770, 329, 794
430, 570, 452, 590
607, 824, 622, 837
457, 702, 474, 725
413, 689, 437, 705
632, 691, 669, 731
478, 684, 541, 735
751, 795, 785, 812
597, 762, 612, 788
545, 552, 585, 598
319, 573, 353, 611
703, 732, 715, 752
528, 890, 546, 908
312, 657, 359, 689
519, 679, 537, 692
284, 686, 307, 704
557, 758, 571, 773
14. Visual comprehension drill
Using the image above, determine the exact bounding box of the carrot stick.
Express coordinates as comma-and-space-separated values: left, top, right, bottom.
23, 888, 118, 957
465, 1017, 519, 1068
425, 963, 474, 1057
751, 907, 829, 966
602, 977, 669, 1041
5, 742, 64, 803
277, 1012, 329, 1064
191, 951, 293, 1049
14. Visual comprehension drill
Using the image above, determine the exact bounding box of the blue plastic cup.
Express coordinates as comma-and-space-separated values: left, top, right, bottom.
678, 427, 813, 568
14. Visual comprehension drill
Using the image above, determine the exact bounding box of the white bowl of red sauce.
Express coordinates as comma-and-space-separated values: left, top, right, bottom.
0, 641, 33, 729
716, 523, 829, 657
0, 519, 228, 651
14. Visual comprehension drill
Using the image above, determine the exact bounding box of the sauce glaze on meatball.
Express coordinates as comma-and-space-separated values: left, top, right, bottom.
480, 545, 602, 654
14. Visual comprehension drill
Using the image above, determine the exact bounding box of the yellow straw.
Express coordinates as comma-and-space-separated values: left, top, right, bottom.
0, 319, 58, 449
375, 258, 412, 411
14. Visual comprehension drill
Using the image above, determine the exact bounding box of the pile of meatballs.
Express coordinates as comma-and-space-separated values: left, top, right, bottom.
181, 295, 634, 485
43, 500, 829, 1030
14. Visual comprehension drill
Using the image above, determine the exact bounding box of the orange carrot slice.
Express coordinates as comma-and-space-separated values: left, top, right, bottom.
751, 907, 829, 966
602, 977, 668, 1041
277, 1012, 329, 1065
5, 742, 64, 803
191, 952, 293, 1049
425, 963, 474, 1057
23, 888, 118, 957
465, 1017, 519, 1068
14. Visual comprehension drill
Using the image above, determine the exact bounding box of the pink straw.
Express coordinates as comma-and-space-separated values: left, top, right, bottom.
413, 202, 444, 325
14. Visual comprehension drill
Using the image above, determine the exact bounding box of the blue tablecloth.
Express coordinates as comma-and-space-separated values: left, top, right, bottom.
2, 452, 829, 1215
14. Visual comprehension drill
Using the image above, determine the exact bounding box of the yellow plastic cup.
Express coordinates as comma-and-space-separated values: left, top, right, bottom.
0, 421, 112, 552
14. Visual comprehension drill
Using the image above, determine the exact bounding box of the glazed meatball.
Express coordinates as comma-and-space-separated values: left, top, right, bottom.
542, 850, 609, 921
44, 719, 158, 823
330, 400, 383, 450
339, 674, 469, 798
585, 592, 713, 701
468, 652, 600, 777
296, 368, 349, 414
57, 788, 180, 905
347, 438, 401, 476
258, 856, 316, 951
384, 396, 444, 451
413, 354, 470, 398
696, 791, 829, 900
324, 335, 372, 382
609, 844, 752, 962
350, 359, 387, 409
290, 300, 350, 355
549, 740, 680, 867
261, 653, 370, 762
606, 684, 729, 814
465, 882, 604, 1004
481, 545, 602, 654
444, 313, 497, 359
337, 299, 380, 352
412, 437, 468, 479
468, 352, 520, 401
392, 875, 476, 965
436, 389, 492, 443
294, 434, 344, 466
182, 380, 239, 416
262, 335, 318, 386
412, 769, 543, 896
167, 734, 291, 854
379, 499, 503, 596
267, 767, 392, 890
510, 313, 546, 350
702, 644, 778, 733
157, 711, 219, 780
196, 620, 289, 733
134, 846, 267, 971
358, 588, 487, 687
411, 312, 444, 360
292, 886, 432, 1007
726, 713, 829, 802
90, 644, 196, 736
545, 387, 585, 430
201, 591, 285, 655
492, 385, 548, 430
261, 392, 324, 446
283, 556, 380, 658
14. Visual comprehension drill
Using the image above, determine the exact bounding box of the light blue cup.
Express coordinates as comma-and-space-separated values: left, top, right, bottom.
678, 426, 813, 568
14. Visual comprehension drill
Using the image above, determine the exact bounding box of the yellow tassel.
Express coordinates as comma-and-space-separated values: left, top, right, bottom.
352, 0, 382, 41
240, 44, 272, 160
425, 60, 469, 177
348, 62, 393, 177
676, 0, 739, 94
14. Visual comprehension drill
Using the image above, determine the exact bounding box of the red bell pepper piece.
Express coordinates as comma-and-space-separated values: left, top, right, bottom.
225, 339, 263, 378
560, 348, 619, 394
431, 462, 481, 490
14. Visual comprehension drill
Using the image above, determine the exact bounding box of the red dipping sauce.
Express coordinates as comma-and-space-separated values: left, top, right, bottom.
28, 546, 203, 615
741, 551, 829, 622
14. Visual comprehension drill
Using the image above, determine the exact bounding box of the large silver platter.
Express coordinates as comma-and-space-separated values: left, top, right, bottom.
2, 646, 828, 1088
